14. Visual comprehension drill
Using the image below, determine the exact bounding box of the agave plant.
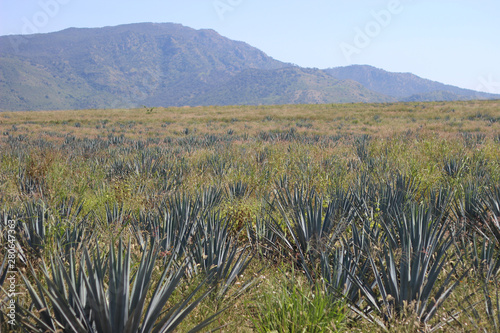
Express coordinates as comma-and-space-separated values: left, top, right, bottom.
16, 200, 50, 257
0, 255, 9, 329
155, 157, 178, 191
462, 132, 486, 148
131, 208, 195, 261
56, 220, 91, 258
103, 202, 130, 226
443, 156, 468, 179
375, 174, 420, 220
481, 259, 500, 329
198, 185, 225, 212
54, 197, 92, 257
426, 187, 454, 224
476, 278, 500, 332
227, 180, 252, 200
317, 239, 369, 307
480, 185, 500, 244
350, 203, 467, 328
107, 158, 133, 180
458, 233, 500, 280
270, 187, 354, 281
130, 150, 162, 177
309, 209, 380, 320
205, 154, 231, 177
17, 165, 46, 196
272, 183, 316, 211
56, 197, 85, 223
455, 181, 484, 230
0, 254, 8, 324
246, 216, 279, 258
18, 239, 220, 333
189, 213, 254, 300
353, 134, 371, 164
132, 193, 204, 260
459, 250, 500, 332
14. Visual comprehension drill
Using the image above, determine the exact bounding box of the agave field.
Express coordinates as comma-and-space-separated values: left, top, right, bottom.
1, 100, 500, 332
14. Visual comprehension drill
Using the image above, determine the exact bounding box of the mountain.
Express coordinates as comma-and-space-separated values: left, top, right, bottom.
0, 23, 393, 111
324, 65, 499, 101
184, 67, 391, 105
0, 23, 497, 111
0, 23, 285, 110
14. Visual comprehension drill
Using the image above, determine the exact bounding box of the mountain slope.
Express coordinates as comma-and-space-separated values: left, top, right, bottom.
185, 67, 392, 105
324, 65, 500, 101
0, 22, 292, 110
0, 23, 392, 111
0, 23, 497, 111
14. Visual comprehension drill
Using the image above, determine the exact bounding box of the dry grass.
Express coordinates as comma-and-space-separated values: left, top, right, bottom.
1, 100, 498, 141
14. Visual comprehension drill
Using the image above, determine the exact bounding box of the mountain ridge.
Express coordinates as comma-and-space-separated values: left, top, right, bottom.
324, 65, 496, 101
0, 22, 497, 111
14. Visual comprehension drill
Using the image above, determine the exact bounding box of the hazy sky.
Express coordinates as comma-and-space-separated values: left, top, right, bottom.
1, 0, 499, 93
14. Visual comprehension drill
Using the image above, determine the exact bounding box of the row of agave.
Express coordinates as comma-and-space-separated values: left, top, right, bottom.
4, 129, 361, 158
3, 168, 500, 327
1, 131, 499, 331
256, 175, 500, 331
11, 142, 495, 208
5, 129, 461, 166
2, 179, 500, 331
0, 192, 254, 332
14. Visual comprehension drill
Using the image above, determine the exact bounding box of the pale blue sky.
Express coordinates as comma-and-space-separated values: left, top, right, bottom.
1, 0, 499, 93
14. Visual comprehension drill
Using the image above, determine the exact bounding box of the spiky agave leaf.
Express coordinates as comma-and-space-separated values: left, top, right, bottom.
270, 187, 354, 280
459, 265, 500, 331
310, 214, 383, 327
18, 199, 49, 254
482, 276, 500, 331
227, 180, 252, 200
53, 197, 92, 258
351, 203, 467, 327
103, 202, 130, 226
246, 216, 279, 258
18, 258, 89, 332
199, 185, 225, 212
131, 192, 208, 259
455, 180, 484, 223
0, 255, 7, 288
190, 213, 254, 300
481, 185, 500, 244
376, 173, 420, 220
17, 239, 222, 333
458, 233, 500, 280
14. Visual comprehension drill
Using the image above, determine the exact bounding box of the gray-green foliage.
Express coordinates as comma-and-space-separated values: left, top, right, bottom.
352, 203, 466, 328
18, 239, 218, 333
189, 213, 254, 300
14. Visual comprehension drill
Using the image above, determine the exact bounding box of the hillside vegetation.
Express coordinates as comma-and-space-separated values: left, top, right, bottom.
1, 23, 498, 111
